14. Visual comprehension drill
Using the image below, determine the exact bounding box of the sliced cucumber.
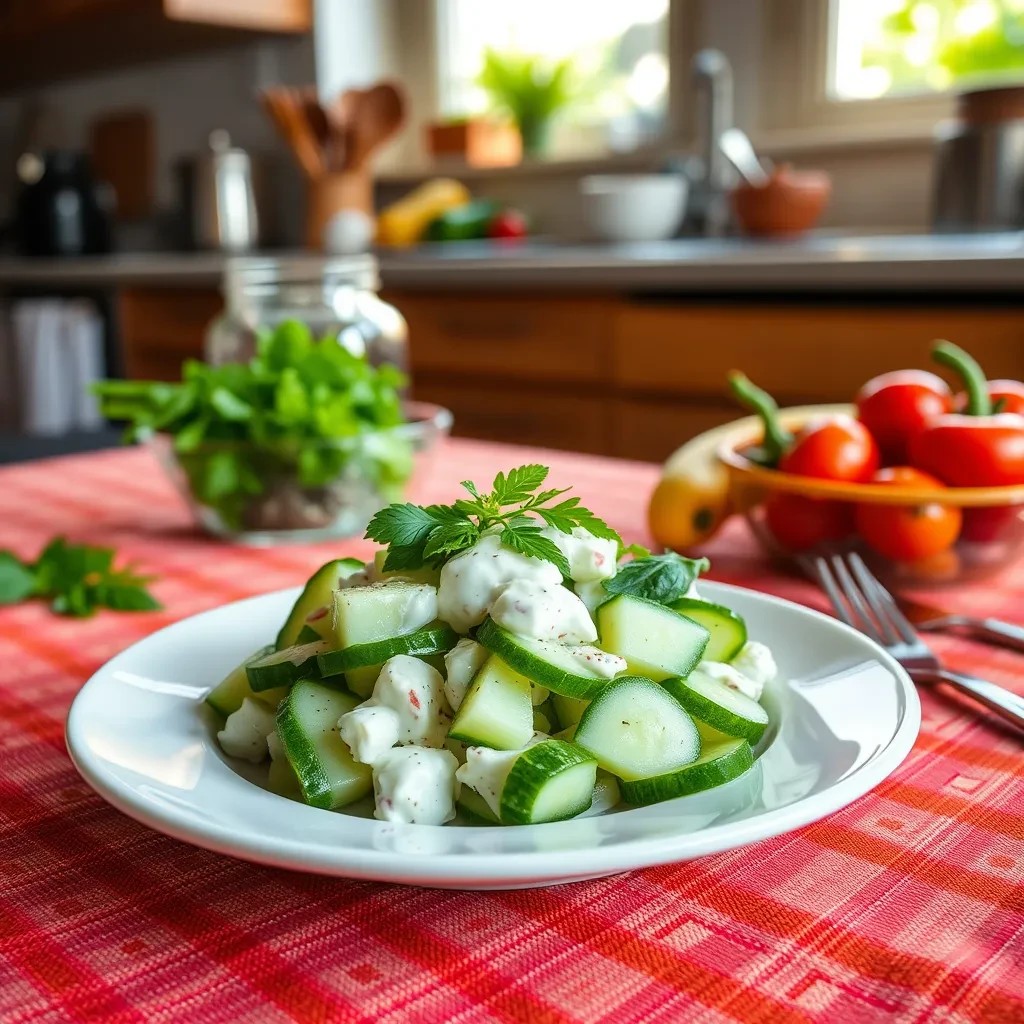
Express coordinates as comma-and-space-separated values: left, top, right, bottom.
574, 676, 700, 781
619, 738, 754, 806
597, 594, 710, 681
550, 692, 589, 730
457, 784, 500, 824
476, 617, 618, 700
275, 681, 372, 810
205, 646, 284, 716
662, 672, 768, 744
345, 664, 380, 699
276, 558, 364, 650
301, 603, 335, 642
500, 740, 597, 824
373, 549, 441, 586
245, 640, 329, 692
318, 623, 458, 677
667, 598, 747, 662
332, 581, 437, 649
267, 732, 302, 799
533, 706, 554, 734
589, 770, 622, 816
295, 623, 322, 644
448, 654, 534, 750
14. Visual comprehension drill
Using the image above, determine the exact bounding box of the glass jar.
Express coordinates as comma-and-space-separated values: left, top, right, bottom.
205, 254, 407, 371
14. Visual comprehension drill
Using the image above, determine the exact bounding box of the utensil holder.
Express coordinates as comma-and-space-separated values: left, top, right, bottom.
305, 171, 373, 250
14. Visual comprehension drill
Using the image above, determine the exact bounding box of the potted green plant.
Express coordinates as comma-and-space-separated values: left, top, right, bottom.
477, 50, 577, 157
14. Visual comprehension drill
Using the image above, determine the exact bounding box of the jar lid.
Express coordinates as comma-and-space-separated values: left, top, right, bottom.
222, 254, 380, 293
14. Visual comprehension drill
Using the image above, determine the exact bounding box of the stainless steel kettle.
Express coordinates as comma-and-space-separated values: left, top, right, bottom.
178, 130, 264, 251
932, 86, 1024, 232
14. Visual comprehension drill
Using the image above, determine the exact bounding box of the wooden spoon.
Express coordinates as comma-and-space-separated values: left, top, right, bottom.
345, 82, 406, 170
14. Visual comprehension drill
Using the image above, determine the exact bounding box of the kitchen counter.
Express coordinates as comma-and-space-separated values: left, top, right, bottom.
2, 232, 1024, 293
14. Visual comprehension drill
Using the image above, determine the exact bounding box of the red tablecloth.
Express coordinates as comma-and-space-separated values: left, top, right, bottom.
1, 439, 1022, 1024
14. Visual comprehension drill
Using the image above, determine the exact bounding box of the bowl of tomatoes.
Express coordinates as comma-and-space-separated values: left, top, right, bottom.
718, 341, 1024, 585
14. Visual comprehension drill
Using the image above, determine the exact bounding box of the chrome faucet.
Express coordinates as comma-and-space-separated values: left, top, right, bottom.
691, 48, 735, 235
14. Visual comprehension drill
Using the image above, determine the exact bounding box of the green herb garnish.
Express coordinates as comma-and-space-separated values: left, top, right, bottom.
93, 320, 411, 531
366, 464, 623, 577
0, 537, 161, 617
602, 552, 709, 605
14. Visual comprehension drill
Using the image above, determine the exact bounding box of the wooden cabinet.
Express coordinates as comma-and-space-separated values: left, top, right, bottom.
394, 290, 1024, 462
118, 287, 221, 381
111, 283, 1024, 464
0, 0, 310, 91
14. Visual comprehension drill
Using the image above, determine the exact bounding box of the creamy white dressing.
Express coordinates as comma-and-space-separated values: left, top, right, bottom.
437, 532, 562, 634
490, 579, 598, 644
564, 644, 627, 679
573, 579, 607, 620
338, 705, 401, 765
455, 733, 546, 818
443, 638, 488, 711
539, 526, 617, 582
217, 697, 276, 763
372, 746, 459, 824
356, 654, 451, 748
692, 642, 776, 702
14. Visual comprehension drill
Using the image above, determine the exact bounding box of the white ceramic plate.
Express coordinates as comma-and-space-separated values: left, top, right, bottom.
67, 582, 920, 890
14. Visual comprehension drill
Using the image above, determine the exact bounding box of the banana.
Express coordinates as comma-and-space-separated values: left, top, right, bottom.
648, 404, 853, 553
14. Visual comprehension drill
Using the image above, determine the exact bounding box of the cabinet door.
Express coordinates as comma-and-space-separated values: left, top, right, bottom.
119, 287, 220, 381
391, 292, 614, 385
611, 400, 738, 463
614, 303, 1024, 402
412, 377, 611, 455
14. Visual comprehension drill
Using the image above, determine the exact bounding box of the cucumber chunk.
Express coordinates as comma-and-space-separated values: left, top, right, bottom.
295, 623, 322, 644
597, 594, 710, 681
457, 785, 500, 824
275, 681, 371, 810
345, 664, 380, 699
550, 692, 589, 730
500, 740, 597, 825
476, 617, 619, 699
245, 640, 329, 692
373, 549, 441, 586
332, 581, 437, 648
662, 672, 768, 744
276, 558, 364, 650
448, 654, 534, 750
619, 738, 754, 806
667, 598, 747, 662
574, 676, 700, 781
318, 623, 458, 677
205, 646, 284, 716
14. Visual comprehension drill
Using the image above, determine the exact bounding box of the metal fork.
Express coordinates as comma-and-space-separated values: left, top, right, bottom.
810, 552, 1024, 735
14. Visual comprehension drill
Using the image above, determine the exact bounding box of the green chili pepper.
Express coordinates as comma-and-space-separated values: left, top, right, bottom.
727, 371, 793, 467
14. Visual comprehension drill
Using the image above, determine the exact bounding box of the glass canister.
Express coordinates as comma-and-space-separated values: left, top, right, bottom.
205, 253, 407, 371
164, 254, 449, 545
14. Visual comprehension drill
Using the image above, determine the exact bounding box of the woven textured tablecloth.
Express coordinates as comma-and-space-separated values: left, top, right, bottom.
1, 438, 1022, 1024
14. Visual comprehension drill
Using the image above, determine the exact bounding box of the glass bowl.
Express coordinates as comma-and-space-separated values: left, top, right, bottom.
152, 401, 452, 545
719, 441, 1024, 586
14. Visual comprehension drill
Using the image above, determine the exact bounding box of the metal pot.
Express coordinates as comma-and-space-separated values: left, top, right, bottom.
932, 85, 1024, 232
177, 130, 264, 251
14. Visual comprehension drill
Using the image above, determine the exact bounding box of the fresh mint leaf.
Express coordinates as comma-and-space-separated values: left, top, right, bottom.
499, 526, 571, 575
0, 551, 36, 605
365, 503, 441, 548
492, 465, 549, 505
602, 553, 709, 605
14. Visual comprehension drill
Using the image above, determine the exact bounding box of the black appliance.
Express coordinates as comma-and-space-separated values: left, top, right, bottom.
14, 151, 113, 257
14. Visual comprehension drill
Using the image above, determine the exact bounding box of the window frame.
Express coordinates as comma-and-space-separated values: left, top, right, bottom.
758, 0, 956, 146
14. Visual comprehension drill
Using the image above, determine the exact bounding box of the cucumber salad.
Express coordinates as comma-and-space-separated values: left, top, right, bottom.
207, 465, 775, 826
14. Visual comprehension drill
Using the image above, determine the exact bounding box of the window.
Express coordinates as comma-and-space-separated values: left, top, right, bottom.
831, 0, 1024, 101
435, 0, 671, 157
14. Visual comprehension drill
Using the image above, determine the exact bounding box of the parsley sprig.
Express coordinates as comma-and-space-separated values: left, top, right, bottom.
366, 464, 624, 577
0, 537, 161, 617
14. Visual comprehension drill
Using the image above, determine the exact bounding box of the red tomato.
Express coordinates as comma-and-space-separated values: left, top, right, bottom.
487, 209, 528, 240
856, 369, 952, 464
779, 416, 880, 483
954, 379, 1024, 417
959, 505, 1024, 543
854, 467, 961, 562
763, 493, 853, 552
910, 414, 1024, 487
